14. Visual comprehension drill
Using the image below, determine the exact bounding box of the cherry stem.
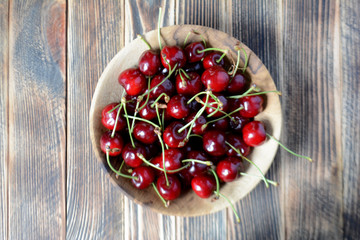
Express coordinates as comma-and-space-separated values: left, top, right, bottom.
228, 90, 282, 99
151, 93, 170, 108
239, 172, 279, 186
137, 77, 152, 112
266, 133, 313, 162
195, 98, 228, 117
105, 147, 137, 180
111, 102, 123, 138
155, 104, 162, 128
240, 48, 248, 73
137, 153, 190, 173
209, 168, 220, 197
183, 30, 207, 47
204, 106, 244, 129
125, 115, 161, 129
161, 109, 165, 132
216, 51, 228, 63
189, 134, 203, 138
152, 182, 168, 208
157, 134, 170, 187
121, 98, 136, 148
107, 103, 121, 114
206, 92, 223, 117
187, 91, 207, 104
231, 49, 241, 78
182, 159, 213, 166
225, 141, 270, 188
137, 34, 151, 50
183, 31, 191, 46
217, 192, 241, 223
197, 47, 228, 54
157, 7, 163, 50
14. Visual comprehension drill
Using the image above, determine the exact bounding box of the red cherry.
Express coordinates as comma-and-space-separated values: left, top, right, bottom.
239, 95, 264, 118
226, 134, 251, 157
227, 73, 248, 94
139, 100, 157, 120
152, 148, 183, 174
209, 118, 229, 131
202, 130, 227, 157
133, 122, 157, 144
100, 131, 124, 156
229, 112, 252, 133
144, 143, 160, 159
191, 174, 216, 198
149, 74, 175, 99
201, 66, 229, 92
185, 113, 207, 135
202, 93, 229, 117
167, 95, 190, 119
175, 71, 203, 96
156, 175, 181, 200
101, 103, 126, 131
131, 166, 155, 189
184, 42, 205, 63
138, 50, 162, 76
163, 121, 188, 148
122, 142, 147, 168
161, 46, 186, 70
124, 95, 138, 115
186, 150, 210, 177
216, 156, 243, 182
203, 51, 225, 69
242, 121, 267, 147
178, 169, 193, 189
118, 68, 147, 96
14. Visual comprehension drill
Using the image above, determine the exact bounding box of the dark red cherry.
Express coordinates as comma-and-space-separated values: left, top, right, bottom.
186, 150, 210, 177
202, 130, 227, 157
183, 136, 203, 153
209, 118, 229, 131
203, 51, 225, 69
184, 62, 204, 73
139, 100, 157, 120
227, 72, 248, 94
216, 156, 243, 182
149, 74, 175, 99
152, 148, 183, 174
184, 42, 205, 63
138, 50, 162, 76
144, 143, 160, 159
133, 122, 157, 144
124, 95, 138, 115
100, 131, 124, 156
202, 93, 229, 117
185, 113, 207, 135
175, 71, 202, 96
242, 121, 267, 147
239, 95, 264, 118
226, 133, 251, 157
229, 112, 252, 133
156, 175, 181, 200
122, 142, 147, 168
131, 166, 155, 189
163, 121, 188, 148
161, 46, 186, 70
118, 68, 147, 96
191, 174, 216, 198
167, 95, 190, 119
201, 66, 230, 92
178, 169, 193, 189
101, 103, 126, 131
188, 99, 202, 112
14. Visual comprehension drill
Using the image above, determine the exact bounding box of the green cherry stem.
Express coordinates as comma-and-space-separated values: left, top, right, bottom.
197, 47, 228, 54
106, 147, 137, 180
209, 168, 220, 197
266, 133, 313, 162
151, 93, 170, 108
227, 90, 282, 99
216, 50, 228, 63
155, 104, 162, 128
217, 192, 241, 223
157, 134, 170, 187
231, 49, 241, 78
137, 153, 190, 173
137, 34, 151, 50
111, 102, 123, 138
125, 115, 161, 129
121, 98, 135, 148
239, 172, 279, 186
204, 106, 244, 129
183, 31, 192, 46
107, 103, 121, 114
240, 48, 248, 73
182, 159, 213, 166
161, 109, 165, 132
157, 7, 163, 50
152, 182, 168, 207
189, 134, 203, 138
137, 77, 152, 112
195, 98, 228, 117
187, 91, 208, 104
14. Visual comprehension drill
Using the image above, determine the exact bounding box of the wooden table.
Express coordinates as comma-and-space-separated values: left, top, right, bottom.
1, 0, 359, 239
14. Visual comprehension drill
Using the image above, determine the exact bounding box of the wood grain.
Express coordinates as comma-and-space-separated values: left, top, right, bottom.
66, 0, 126, 239
0, 1, 8, 239
8, 0, 66, 239
341, 0, 360, 239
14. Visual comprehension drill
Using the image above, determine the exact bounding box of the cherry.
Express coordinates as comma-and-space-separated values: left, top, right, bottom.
239, 95, 264, 118
184, 62, 204, 73
156, 174, 181, 200
178, 169, 193, 189
144, 143, 160, 159
188, 99, 202, 112
229, 112, 252, 133
183, 136, 203, 153
161, 46, 186, 70
100, 131, 124, 156
216, 156, 243, 182
122, 142, 147, 168
227, 72, 248, 94
191, 174, 216, 198
163, 121, 188, 148
138, 50, 162, 76
184, 42, 205, 63
101, 103, 126, 131
131, 166, 155, 189
118, 68, 147, 96
209, 118, 229, 131
242, 121, 267, 147
175, 71, 202, 96
186, 150, 210, 177
152, 148, 183, 174
167, 95, 190, 119
185, 113, 207, 135
202, 130, 227, 156
201, 66, 230, 92
124, 95, 138, 115
203, 93, 229, 117
139, 100, 157, 120
149, 74, 175, 99
203, 51, 225, 69
226, 133, 251, 157
133, 122, 157, 144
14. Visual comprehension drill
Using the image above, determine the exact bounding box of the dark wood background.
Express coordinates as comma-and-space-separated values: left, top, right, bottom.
0, 0, 359, 239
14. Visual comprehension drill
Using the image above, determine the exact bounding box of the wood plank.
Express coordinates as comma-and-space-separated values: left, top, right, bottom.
66, 1, 127, 239
228, 1, 283, 239
340, 0, 360, 238
8, 0, 66, 239
281, 0, 343, 238
0, 0, 9, 239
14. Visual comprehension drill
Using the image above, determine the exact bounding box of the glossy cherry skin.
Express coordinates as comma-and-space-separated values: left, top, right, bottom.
149, 74, 175, 100
101, 103, 126, 131
203, 93, 229, 117
167, 95, 190, 119
122, 142, 147, 168
191, 174, 216, 198
139, 50, 162, 76
163, 121, 188, 148
202, 130, 227, 156
227, 72, 248, 94
186, 150, 210, 177
139, 100, 157, 120
152, 148, 183, 174
239, 95, 264, 118
229, 112, 252, 133
157, 175, 181, 200
184, 42, 205, 63
209, 118, 229, 131
184, 62, 204, 73
242, 121, 267, 147
161, 46, 187, 70
133, 122, 157, 144
118, 68, 147, 96
203, 51, 225, 69
175, 71, 203, 96
131, 166, 155, 189
178, 169, 193, 189
201, 66, 230, 92
216, 156, 243, 182
185, 113, 207, 135
100, 131, 124, 156
226, 133, 251, 157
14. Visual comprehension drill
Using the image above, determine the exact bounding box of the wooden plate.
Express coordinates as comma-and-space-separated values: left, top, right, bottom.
89, 25, 282, 217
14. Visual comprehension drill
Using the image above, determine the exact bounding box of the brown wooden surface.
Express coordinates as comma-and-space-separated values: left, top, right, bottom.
0, 0, 359, 239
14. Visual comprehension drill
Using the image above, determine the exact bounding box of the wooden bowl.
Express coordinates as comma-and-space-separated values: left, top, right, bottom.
89, 25, 282, 217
